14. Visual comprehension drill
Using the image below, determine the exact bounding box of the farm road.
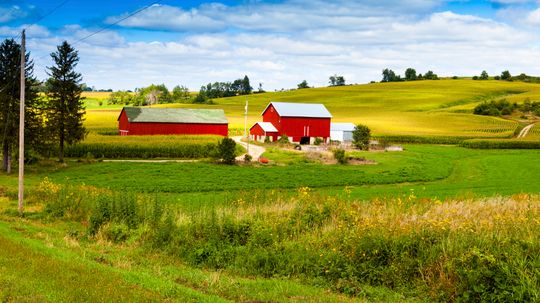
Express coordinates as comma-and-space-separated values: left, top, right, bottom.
233, 136, 266, 160
517, 123, 535, 138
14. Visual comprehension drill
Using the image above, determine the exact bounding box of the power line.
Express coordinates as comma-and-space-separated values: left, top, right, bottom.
72, 0, 163, 46
30, 0, 72, 27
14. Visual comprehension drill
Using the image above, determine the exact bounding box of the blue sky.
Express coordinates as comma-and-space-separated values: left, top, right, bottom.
2, 0, 540, 90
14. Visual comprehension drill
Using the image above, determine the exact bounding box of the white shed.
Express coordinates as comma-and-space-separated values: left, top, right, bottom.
330, 123, 356, 142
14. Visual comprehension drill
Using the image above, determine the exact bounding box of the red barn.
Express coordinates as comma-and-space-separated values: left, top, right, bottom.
118, 107, 228, 136
251, 102, 332, 144
250, 122, 279, 142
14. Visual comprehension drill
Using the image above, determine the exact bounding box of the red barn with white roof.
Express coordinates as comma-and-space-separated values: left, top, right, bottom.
251, 102, 332, 144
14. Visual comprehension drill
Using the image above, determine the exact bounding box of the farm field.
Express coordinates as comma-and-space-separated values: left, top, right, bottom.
2, 80, 540, 302
82, 79, 540, 139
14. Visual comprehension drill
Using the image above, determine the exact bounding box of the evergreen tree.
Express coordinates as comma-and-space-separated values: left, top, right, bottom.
45, 41, 86, 162
0, 38, 42, 172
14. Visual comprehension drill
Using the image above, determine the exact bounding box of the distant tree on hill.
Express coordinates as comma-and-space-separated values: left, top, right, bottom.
480, 70, 489, 80
329, 75, 345, 86
194, 86, 212, 104
501, 70, 511, 81
297, 80, 310, 89
405, 68, 417, 81
172, 85, 190, 102
381, 69, 397, 82
242, 75, 253, 94
257, 83, 265, 93
424, 70, 438, 80
45, 41, 86, 163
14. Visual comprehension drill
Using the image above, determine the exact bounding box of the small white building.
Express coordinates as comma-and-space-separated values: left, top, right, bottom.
330, 123, 356, 142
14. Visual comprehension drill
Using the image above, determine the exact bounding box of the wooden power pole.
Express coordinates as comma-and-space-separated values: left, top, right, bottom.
18, 29, 25, 216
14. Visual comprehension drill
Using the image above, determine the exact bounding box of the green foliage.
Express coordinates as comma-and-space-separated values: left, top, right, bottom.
217, 138, 237, 164
313, 137, 323, 145
244, 154, 252, 162
501, 70, 511, 81
64, 141, 219, 159
405, 68, 417, 81
200, 75, 252, 99
0, 38, 44, 171
352, 124, 371, 150
480, 70, 489, 80
461, 139, 540, 149
297, 80, 310, 89
473, 98, 540, 117
329, 75, 346, 86
332, 149, 347, 164
381, 68, 401, 82
45, 41, 87, 162
277, 134, 290, 144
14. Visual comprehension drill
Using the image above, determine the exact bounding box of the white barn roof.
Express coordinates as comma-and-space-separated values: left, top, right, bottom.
331, 123, 356, 131
254, 122, 278, 132
263, 102, 332, 118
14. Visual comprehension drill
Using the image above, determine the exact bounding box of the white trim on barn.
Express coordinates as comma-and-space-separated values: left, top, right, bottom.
330, 123, 355, 142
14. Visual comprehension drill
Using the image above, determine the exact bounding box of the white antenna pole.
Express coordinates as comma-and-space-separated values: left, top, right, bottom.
18, 29, 25, 216
246, 98, 250, 157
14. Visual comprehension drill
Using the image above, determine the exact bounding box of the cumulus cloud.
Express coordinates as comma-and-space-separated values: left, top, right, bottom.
20, 1, 540, 91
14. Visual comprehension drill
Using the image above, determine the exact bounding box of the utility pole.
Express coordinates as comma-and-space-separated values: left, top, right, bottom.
245, 97, 249, 156
18, 29, 25, 216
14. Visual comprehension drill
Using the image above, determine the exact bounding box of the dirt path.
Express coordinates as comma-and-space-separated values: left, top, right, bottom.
517, 123, 535, 138
232, 136, 266, 160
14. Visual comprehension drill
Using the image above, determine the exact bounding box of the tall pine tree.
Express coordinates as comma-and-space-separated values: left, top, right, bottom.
45, 41, 86, 162
0, 38, 41, 173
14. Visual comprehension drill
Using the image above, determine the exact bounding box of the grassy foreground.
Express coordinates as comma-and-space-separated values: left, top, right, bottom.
1, 181, 539, 302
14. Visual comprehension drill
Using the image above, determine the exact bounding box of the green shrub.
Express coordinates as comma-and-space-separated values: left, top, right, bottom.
333, 149, 347, 164
314, 137, 323, 145
217, 138, 237, 164
352, 124, 371, 150
277, 134, 289, 144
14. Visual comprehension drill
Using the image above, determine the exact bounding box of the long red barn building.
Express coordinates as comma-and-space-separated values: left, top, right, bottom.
250, 102, 332, 144
118, 107, 228, 136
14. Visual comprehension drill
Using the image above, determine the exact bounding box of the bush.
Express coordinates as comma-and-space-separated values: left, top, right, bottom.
217, 138, 237, 164
277, 134, 289, 144
333, 149, 347, 164
244, 154, 252, 162
352, 124, 371, 150
314, 137, 323, 145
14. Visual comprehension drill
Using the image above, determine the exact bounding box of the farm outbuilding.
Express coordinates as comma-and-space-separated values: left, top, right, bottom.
330, 123, 356, 142
250, 122, 279, 142
118, 107, 228, 136
250, 102, 332, 144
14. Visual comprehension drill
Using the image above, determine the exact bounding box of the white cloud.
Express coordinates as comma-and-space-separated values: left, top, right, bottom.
105, 4, 225, 32
20, 1, 540, 91
0, 5, 27, 23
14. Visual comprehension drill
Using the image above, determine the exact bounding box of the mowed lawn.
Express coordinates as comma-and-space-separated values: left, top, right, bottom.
23, 145, 538, 212
83, 79, 540, 138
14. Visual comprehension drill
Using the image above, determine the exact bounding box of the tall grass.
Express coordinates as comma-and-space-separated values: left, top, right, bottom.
36, 179, 540, 302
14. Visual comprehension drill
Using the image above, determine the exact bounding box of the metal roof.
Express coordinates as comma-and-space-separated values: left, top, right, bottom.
262, 102, 332, 118
120, 107, 228, 124
331, 123, 356, 131
252, 122, 278, 132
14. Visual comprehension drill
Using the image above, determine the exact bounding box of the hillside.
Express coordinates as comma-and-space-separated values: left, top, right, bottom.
85, 79, 540, 137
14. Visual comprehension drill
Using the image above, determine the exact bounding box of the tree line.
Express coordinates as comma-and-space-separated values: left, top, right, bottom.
381, 68, 439, 82
108, 84, 190, 106
0, 38, 86, 172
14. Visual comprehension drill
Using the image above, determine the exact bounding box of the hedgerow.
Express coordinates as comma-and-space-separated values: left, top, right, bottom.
460, 139, 540, 149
